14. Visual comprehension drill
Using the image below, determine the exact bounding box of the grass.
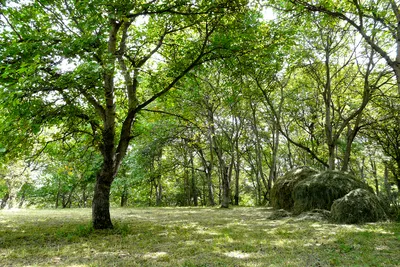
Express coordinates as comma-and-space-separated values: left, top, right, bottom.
0, 207, 399, 266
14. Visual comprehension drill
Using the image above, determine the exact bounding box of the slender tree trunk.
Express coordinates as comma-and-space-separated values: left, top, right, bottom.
18, 187, 26, 208
221, 166, 230, 208
149, 180, 153, 206
190, 150, 198, 206
198, 148, 215, 206
55, 182, 60, 209
205, 101, 218, 206
82, 184, 88, 208
286, 138, 294, 169
206, 151, 215, 206
206, 165, 214, 206
268, 121, 280, 197
156, 149, 163, 206
322, 36, 336, 171
120, 193, 127, 207
384, 163, 391, 200
234, 161, 240, 205
120, 183, 128, 207
156, 179, 162, 206
359, 157, 365, 182
184, 151, 190, 206
1, 192, 9, 209
249, 157, 261, 205
250, 101, 268, 201
370, 159, 379, 195
65, 184, 77, 208
233, 116, 241, 206
342, 126, 354, 172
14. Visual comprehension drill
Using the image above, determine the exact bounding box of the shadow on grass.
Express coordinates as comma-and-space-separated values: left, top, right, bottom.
0, 207, 399, 266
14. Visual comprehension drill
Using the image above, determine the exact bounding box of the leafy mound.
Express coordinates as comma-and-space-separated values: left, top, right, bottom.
292, 171, 372, 214
331, 189, 387, 224
270, 167, 318, 211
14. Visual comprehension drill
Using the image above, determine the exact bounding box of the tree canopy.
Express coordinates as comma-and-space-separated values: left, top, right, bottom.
1, 0, 400, 228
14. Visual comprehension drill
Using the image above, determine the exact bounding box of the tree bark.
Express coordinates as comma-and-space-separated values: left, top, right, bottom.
370, 159, 379, 195
92, 175, 113, 229
190, 150, 198, 206
250, 101, 268, 202
1, 192, 9, 209
120, 184, 128, 207
234, 160, 240, 205
221, 166, 230, 208
198, 148, 215, 206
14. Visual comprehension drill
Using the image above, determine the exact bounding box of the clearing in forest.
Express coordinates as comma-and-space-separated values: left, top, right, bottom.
0, 207, 399, 266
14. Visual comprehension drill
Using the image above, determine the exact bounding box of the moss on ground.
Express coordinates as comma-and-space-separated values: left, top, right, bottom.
0, 207, 399, 266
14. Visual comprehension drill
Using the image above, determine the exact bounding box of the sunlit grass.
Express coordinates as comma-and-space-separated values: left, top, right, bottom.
0, 207, 399, 266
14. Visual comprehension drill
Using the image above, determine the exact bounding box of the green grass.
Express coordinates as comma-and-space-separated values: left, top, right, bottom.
0, 207, 399, 266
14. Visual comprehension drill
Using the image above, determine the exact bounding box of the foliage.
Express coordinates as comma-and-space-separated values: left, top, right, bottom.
0, 0, 399, 220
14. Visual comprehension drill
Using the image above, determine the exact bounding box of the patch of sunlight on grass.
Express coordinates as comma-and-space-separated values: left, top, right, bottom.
1, 207, 400, 266
375, 245, 390, 251
270, 239, 297, 247
143, 251, 168, 259
340, 224, 364, 231
184, 240, 196, 246
311, 222, 322, 228
365, 224, 395, 235
194, 228, 220, 236
223, 251, 252, 259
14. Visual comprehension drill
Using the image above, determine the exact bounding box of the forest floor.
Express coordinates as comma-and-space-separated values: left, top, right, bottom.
0, 207, 399, 266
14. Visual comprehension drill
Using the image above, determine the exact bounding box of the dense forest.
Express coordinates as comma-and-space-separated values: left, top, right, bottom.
1, 0, 400, 229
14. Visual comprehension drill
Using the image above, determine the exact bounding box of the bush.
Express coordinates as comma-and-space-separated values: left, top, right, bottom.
331, 189, 387, 224
270, 166, 318, 211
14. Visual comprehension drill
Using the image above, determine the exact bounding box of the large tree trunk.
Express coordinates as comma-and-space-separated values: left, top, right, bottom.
92, 175, 113, 229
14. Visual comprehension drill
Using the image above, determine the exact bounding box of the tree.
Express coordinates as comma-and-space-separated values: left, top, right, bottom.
285, 0, 400, 95
1, 0, 252, 228
0, 160, 31, 209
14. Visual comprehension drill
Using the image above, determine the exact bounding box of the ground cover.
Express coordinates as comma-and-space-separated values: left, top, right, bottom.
0, 207, 399, 266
